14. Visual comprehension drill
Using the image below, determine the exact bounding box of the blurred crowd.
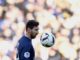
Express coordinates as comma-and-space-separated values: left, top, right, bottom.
0, 0, 80, 60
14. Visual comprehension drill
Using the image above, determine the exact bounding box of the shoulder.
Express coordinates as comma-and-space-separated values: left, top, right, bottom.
18, 36, 31, 47
19, 36, 27, 44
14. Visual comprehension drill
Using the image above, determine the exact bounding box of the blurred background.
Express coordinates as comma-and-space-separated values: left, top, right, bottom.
0, 0, 80, 60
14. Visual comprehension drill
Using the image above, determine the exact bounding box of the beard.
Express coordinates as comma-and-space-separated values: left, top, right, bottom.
30, 34, 37, 39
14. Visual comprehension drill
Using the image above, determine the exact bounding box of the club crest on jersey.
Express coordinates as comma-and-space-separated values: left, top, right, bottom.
24, 52, 30, 58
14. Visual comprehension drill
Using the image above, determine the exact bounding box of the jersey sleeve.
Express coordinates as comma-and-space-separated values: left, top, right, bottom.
17, 43, 31, 60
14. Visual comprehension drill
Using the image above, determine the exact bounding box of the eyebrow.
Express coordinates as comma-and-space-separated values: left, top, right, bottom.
35, 28, 39, 30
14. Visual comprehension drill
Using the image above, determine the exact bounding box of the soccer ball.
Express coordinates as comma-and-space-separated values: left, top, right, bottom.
40, 32, 55, 47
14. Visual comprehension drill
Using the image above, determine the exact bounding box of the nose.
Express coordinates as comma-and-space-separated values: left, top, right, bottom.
36, 31, 39, 35
36, 31, 39, 34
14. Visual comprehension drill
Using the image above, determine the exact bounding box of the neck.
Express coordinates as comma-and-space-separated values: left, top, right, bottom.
25, 32, 31, 39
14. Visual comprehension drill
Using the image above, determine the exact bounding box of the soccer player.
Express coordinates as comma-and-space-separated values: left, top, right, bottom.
17, 20, 39, 60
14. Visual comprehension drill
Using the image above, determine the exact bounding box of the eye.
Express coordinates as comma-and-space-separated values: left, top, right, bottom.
35, 29, 39, 31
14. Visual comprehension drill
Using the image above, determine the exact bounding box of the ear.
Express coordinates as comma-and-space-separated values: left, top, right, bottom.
27, 28, 32, 33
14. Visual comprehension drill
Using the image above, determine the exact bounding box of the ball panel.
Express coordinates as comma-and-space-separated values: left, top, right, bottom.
40, 32, 55, 47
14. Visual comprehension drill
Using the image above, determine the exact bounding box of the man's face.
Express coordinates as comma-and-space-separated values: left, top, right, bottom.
30, 26, 39, 39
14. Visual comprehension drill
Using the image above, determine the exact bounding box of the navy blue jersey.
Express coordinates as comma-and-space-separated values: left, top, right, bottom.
17, 36, 35, 60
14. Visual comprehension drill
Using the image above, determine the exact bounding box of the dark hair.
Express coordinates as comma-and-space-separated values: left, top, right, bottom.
26, 20, 39, 30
